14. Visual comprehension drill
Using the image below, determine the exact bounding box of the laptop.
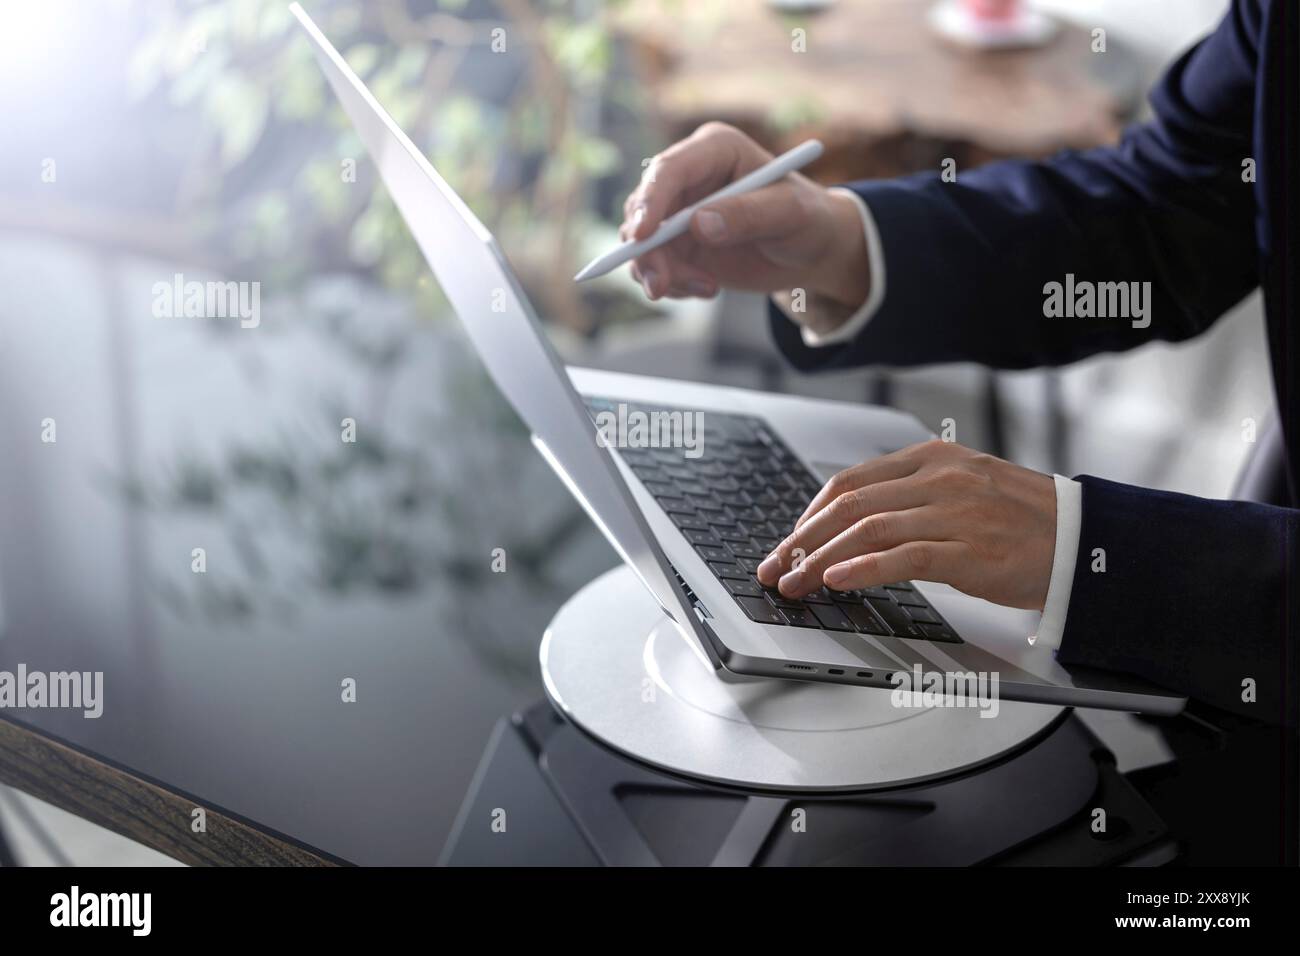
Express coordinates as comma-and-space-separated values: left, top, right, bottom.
291, 3, 1186, 715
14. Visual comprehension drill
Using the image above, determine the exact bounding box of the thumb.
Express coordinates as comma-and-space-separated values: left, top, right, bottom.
689, 182, 805, 248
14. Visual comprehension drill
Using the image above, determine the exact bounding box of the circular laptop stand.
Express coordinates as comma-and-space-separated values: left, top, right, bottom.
441, 566, 1173, 865
541, 566, 1065, 792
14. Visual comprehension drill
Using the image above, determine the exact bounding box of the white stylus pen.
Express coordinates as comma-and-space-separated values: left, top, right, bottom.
573, 139, 825, 282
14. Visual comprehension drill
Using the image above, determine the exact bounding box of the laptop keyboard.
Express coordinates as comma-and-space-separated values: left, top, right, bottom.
584, 398, 961, 644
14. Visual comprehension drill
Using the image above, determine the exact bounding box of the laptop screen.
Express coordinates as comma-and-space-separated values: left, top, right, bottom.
292, 4, 702, 641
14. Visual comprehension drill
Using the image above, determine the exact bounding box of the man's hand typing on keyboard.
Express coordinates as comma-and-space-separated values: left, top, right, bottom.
755, 440, 1058, 612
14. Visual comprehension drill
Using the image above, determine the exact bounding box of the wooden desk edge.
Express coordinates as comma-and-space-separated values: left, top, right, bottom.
0, 713, 349, 866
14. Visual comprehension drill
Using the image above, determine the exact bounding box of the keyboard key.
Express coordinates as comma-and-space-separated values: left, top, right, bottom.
802, 587, 834, 605
735, 596, 785, 626
867, 597, 916, 635
717, 491, 752, 508
736, 556, 763, 574
728, 542, 766, 559
778, 606, 820, 628
669, 512, 710, 532
683, 529, 721, 547
842, 602, 890, 635
893, 590, 929, 608
810, 603, 857, 632
695, 544, 732, 563
724, 578, 764, 598
708, 561, 748, 580
916, 622, 960, 643
904, 605, 940, 624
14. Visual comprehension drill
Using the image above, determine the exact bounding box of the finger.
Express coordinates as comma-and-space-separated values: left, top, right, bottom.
795, 450, 923, 530
635, 247, 677, 299
623, 182, 647, 236
757, 475, 930, 586
776, 507, 939, 599
688, 181, 807, 248
632, 230, 703, 299
664, 278, 719, 299
659, 257, 715, 291
663, 263, 720, 298
822, 541, 970, 592
632, 123, 757, 241
629, 255, 706, 291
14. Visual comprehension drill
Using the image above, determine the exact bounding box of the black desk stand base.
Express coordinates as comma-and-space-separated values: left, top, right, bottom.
441, 701, 1174, 867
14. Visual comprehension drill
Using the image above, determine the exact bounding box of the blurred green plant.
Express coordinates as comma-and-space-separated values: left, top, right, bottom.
126, 0, 635, 332
113, 296, 609, 678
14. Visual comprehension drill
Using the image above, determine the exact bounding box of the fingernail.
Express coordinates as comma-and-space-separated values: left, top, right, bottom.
695, 209, 726, 242
641, 269, 658, 298
778, 568, 803, 596
685, 279, 714, 296
757, 555, 779, 582
632, 205, 646, 227
824, 564, 850, 588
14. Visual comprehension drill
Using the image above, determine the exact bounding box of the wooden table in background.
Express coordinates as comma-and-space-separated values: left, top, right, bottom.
618, 0, 1140, 181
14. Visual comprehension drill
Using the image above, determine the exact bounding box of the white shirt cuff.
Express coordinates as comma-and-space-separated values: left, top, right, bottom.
796, 187, 887, 347
1033, 474, 1081, 651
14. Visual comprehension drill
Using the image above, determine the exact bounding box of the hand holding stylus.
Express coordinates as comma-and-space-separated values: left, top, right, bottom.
612, 123, 872, 316
577, 138, 824, 281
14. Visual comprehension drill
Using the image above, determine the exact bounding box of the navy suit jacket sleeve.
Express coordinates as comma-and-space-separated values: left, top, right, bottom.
767, 0, 1298, 723
1063, 477, 1296, 725
769, 0, 1262, 372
